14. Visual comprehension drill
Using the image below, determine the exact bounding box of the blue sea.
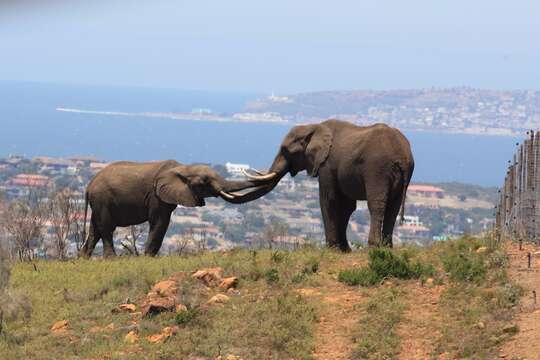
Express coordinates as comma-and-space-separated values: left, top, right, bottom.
0, 81, 524, 187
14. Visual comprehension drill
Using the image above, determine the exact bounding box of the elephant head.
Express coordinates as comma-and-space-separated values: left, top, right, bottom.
226, 123, 333, 203
154, 163, 263, 207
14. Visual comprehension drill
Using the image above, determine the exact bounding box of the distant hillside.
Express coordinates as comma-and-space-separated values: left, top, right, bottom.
427, 181, 499, 204
244, 88, 540, 134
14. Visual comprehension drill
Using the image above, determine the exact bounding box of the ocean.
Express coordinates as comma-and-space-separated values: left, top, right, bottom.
0, 81, 523, 187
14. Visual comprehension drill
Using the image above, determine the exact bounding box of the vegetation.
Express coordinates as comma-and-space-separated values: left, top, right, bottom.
352, 288, 405, 360
433, 236, 523, 358
0, 235, 525, 359
338, 248, 435, 286
0, 248, 324, 359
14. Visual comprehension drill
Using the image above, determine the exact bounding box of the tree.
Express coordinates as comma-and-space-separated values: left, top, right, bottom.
261, 220, 289, 249
172, 233, 190, 256
120, 225, 145, 256
0, 242, 11, 336
1, 190, 46, 261
48, 189, 85, 259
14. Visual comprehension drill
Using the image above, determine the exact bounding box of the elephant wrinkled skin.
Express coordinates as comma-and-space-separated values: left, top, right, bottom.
80, 160, 260, 257
238, 120, 415, 251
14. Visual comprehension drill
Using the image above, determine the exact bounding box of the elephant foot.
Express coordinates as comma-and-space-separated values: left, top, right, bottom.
339, 243, 352, 253
103, 251, 117, 259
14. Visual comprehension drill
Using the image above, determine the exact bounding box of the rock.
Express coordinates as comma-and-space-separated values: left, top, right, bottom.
227, 288, 241, 296
476, 321, 486, 330
502, 324, 519, 334
141, 297, 177, 317
50, 320, 69, 333
113, 303, 137, 313
124, 330, 139, 344
425, 278, 435, 287
146, 326, 179, 344
207, 294, 230, 306
192, 267, 224, 287
476, 246, 488, 254
105, 322, 115, 331
218, 277, 238, 290
296, 288, 321, 297
176, 304, 188, 313
150, 279, 178, 297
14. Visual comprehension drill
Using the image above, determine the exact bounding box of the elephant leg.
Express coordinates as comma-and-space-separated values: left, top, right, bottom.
145, 213, 171, 256
382, 195, 402, 247
101, 229, 116, 258
320, 185, 355, 252
80, 221, 100, 258
337, 197, 356, 252
367, 197, 387, 247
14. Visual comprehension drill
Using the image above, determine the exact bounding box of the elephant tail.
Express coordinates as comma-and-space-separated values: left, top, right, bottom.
399, 163, 413, 225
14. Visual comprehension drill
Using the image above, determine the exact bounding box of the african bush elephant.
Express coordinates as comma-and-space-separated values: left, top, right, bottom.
236, 120, 414, 251
80, 160, 260, 257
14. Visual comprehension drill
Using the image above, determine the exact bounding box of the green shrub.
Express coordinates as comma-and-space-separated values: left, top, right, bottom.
442, 253, 486, 282
292, 258, 321, 283
369, 248, 436, 280
339, 248, 436, 287
265, 268, 280, 284
303, 258, 320, 275
338, 268, 380, 286
270, 251, 287, 263
369, 248, 414, 279
175, 306, 200, 326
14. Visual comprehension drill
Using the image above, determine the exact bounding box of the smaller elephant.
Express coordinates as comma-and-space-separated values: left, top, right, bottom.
80, 160, 259, 257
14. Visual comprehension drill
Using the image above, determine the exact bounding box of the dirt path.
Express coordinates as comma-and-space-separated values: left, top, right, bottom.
396, 282, 445, 360
500, 241, 540, 359
304, 281, 366, 360
299, 255, 368, 360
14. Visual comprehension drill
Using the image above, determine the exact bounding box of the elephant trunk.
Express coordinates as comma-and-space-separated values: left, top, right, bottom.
210, 178, 263, 202
218, 153, 289, 204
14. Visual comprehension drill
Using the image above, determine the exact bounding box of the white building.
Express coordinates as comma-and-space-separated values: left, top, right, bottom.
225, 162, 250, 177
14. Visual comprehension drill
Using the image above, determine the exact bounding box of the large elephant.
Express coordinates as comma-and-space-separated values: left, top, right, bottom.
236, 120, 414, 251
80, 160, 259, 257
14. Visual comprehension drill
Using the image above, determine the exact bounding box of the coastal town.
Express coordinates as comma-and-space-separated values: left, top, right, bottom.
240, 88, 540, 135
0, 154, 495, 258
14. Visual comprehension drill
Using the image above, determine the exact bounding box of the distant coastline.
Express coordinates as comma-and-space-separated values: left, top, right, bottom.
56, 107, 290, 125
56, 106, 523, 137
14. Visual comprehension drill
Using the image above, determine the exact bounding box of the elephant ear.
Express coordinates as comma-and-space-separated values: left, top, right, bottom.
305, 124, 333, 177
155, 166, 199, 207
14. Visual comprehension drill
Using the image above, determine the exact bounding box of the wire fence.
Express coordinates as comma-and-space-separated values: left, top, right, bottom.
496, 131, 540, 241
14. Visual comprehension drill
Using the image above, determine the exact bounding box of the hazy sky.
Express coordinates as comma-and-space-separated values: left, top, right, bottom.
1, 0, 540, 93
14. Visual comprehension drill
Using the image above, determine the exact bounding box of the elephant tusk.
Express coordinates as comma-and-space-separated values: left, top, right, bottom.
242, 169, 278, 181
219, 190, 237, 200
251, 168, 265, 176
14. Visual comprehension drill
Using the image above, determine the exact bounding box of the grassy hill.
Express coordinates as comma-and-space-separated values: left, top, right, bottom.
0, 236, 524, 359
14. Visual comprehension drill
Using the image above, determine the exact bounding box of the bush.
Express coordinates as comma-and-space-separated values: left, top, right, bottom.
339, 248, 436, 287
338, 268, 380, 286
265, 268, 280, 284
442, 253, 486, 283
292, 258, 320, 283
175, 306, 200, 326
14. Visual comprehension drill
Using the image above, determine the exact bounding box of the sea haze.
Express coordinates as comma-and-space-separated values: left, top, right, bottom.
0, 82, 523, 187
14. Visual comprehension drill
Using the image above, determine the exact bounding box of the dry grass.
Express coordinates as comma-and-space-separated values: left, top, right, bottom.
0, 247, 331, 359
0, 236, 524, 359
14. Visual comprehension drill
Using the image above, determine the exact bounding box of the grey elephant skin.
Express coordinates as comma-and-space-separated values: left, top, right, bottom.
80, 160, 259, 257
239, 120, 414, 251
